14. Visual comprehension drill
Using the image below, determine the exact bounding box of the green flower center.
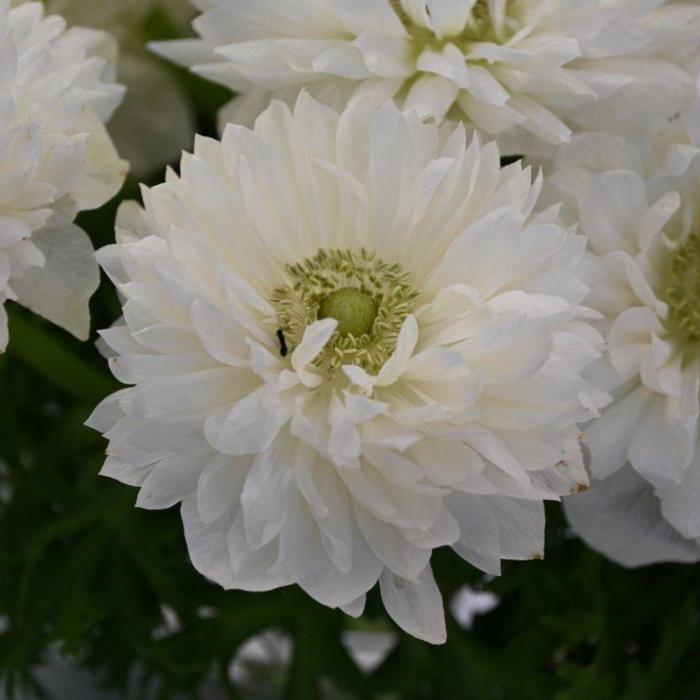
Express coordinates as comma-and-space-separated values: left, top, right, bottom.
662, 233, 700, 360
271, 249, 420, 376
319, 288, 378, 338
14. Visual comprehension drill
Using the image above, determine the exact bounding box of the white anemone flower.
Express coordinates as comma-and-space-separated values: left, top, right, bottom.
0, 0, 126, 351
88, 94, 603, 643
545, 74, 700, 566
152, 0, 700, 154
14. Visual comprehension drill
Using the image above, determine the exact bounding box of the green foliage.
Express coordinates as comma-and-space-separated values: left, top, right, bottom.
1, 6, 699, 699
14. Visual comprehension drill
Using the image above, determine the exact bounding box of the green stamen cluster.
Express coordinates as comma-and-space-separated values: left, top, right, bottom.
271, 249, 420, 376
663, 233, 700, 361
319, 288, 378, 338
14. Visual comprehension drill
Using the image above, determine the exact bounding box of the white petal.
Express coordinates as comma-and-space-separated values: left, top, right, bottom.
377, 315, 419, 386
401, 505, 460, 549
426, 0, 471, 39
628, 388, 697, 488
340, 595, 367, 618
227, 512, 292, 591
485, 496, 545, 561
580, 171, 647, 255
355, 506, 431, 581
191, 298, 249, 367
240, 437, 295, 549
12, 224, 99, 340
86, 389, 128, 433
565, 466, 700, 568
379, 566, 446, 645
585, 385, 651, 480
136, 450, 210, 510
181, 497, 235, 588
659, 448, 700, 540
280, 496, 382, 607
296, 456, 354, 573
197, 454, 250, 524
354, 32, 413, 79
446, 493, 501, 575
404, 74, 459, 122
0, 303, 7, 353
99, 456, 153, 488
204, 387, 287, 457
291, 318, 337, 374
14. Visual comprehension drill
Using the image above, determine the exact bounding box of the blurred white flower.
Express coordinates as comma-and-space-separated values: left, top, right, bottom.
341, 630, 397, 673
229, 629, 293, 691
152, 0, 700, 154
449, 585, 499, 629
88, 94, 603, 643
0, 1, 126, 351
546, 71, 700, 566
30, 0, 197, 178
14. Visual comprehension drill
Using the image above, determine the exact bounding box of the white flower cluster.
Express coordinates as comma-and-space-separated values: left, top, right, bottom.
0, 0, 126, 350
6, 0, 700, 644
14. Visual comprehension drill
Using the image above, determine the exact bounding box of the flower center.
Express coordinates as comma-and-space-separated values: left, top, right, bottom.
319, 288, 378, 338
271, 249, 420, 375
662, 233, 700, 360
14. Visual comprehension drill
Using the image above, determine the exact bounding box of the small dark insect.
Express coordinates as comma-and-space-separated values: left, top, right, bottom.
277, 329, 289, 357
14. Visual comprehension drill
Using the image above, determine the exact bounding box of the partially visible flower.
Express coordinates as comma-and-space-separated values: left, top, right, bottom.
229, 629, 293, 694
450, 585, 499, 629
88, 94, 603, 643
152, 0, 700, 154
0, 1, 126, 351
16, 0, 197, 177
547, 71, 700, 566
341, 629, 397, 674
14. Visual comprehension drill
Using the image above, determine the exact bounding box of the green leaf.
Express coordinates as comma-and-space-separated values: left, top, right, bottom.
7, 306, 116, 403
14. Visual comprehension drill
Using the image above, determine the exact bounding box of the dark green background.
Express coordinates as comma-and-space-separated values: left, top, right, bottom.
1, 6, 699, 699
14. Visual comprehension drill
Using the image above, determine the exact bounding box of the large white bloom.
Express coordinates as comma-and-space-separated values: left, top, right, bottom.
88, 94, 603, 643
152, 0, 700, 154
547, 71, 700, 566
0, 0, 126, 350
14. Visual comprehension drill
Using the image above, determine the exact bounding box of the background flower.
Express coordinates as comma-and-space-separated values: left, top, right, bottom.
89, 94, 603, 643
12, 0, 197, 178
0, 0, 126, 351
152, 0, 700, 155
541, 70, 700, 565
